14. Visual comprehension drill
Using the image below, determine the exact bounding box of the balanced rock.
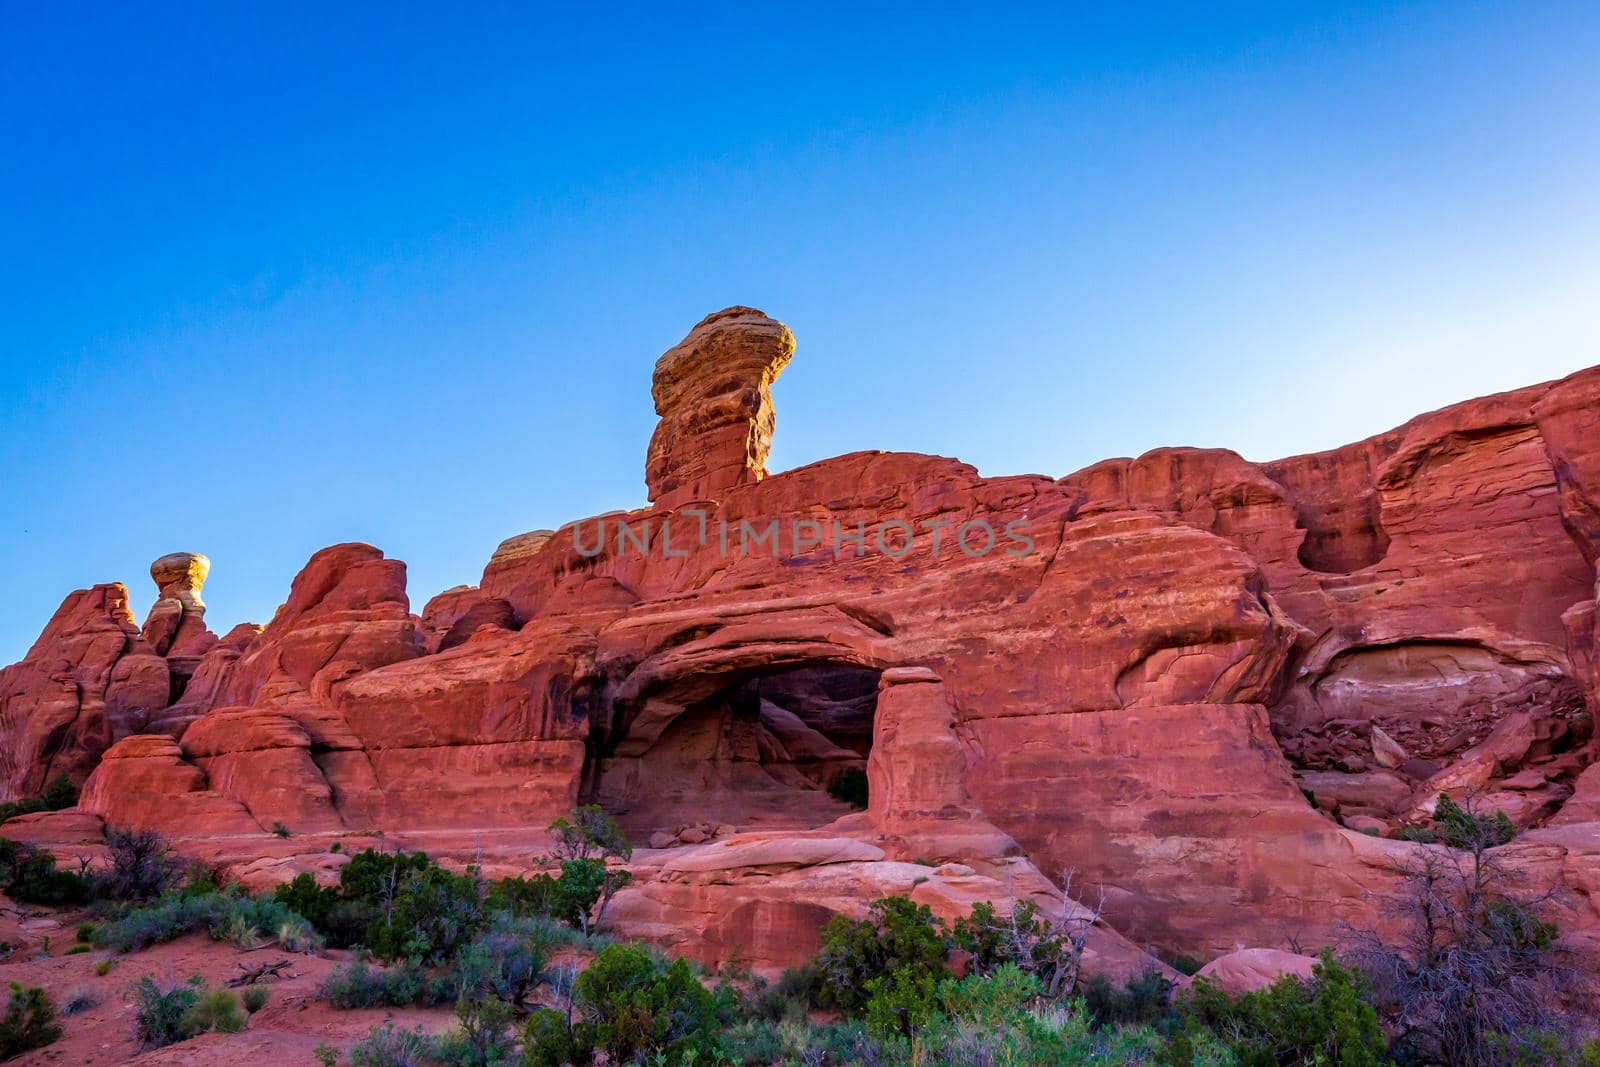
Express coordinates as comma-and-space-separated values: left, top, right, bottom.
645, 306, 795, 508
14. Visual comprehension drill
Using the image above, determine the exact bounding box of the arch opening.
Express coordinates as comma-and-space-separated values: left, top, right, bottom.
588, 661, 882, 839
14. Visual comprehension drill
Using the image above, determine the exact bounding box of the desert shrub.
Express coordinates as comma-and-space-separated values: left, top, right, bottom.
276, 913, 324, 953
1433, 793, 1516, 850
863, 964, 942, 1038
271, 821, 291, 838
951, 898, 1087, 998
556, 858, 633, 935
64, 943, 91, 955
179, 987, 245, 1037
1353, 793, 1586, 1066
521, 1007, 582, 1067
281, 847, 486, 962
447, 912, 557, 1007
1167, 953, 1204, 977
93, 896, 196, 951
175, 859, 225, 898
348, 1022, 441, 1066
1394, 825, 1439, 844
92, 825, 180, 902
536, 807, 633, 936
827, 766, 870, 809
0, 838, 91, 905
61, 985, 99, 1016
573, 943, 721, 1064
92, 889, 306, 953
320, 954, 444, 1009
240, 984, 270, 1014
96, 826, 182, 902
1181, 951, 1386, 1066
94, 960, 113, 976
488, 863, 629, 936
440, 996, 516, 1066
549, 804, 632, 864
273, 871, 370, 948
340, 847, 436, 900
487, 873, 555, 917
130, 974, 202, 1049
1082, 967, 1177, 1029
364, 863, 486, 965
1, 983, 62, 1058
736, 963, 823, 1023
0, 776, 77, 826
816, 895, 950, 1015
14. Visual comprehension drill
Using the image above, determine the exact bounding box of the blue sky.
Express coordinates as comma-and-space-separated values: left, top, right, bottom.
3, 2, 1597, 663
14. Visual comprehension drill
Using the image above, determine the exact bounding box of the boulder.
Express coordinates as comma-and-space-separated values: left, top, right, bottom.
1194, 949, 1319, 994
1371, 725, 1410, 769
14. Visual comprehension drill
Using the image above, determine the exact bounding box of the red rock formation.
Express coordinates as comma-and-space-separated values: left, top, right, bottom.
0, 585, 169, 799
5, 307, 1599, 976
645, 307, 794, 509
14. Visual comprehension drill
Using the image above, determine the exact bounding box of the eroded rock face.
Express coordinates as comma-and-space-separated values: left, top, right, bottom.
5, 310, 1600, 976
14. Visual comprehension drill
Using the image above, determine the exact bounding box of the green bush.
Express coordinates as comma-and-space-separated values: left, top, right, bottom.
487, 872, 556, 917
179, 987, 246, 1037
827, 766, 870, 809
280, 848, 490, 961
363, 863, 486, 965
1082, 968, 1176, 1029
735, 963, 823, 1022
1393, 825, 1439, 844
131, 974, 202, 1049
1181, 950, 1386, 1066
1433, 793, 1516, 850
539, 806, 633, 936
0, 838, 91, 905
0, 776, 77, 826
521, 1007, 582, 1067
240, 984, 270, 1014
273, 872, 372, 948
92, 890, 308, 953
863, 964, 942, 1038
951, 898, 1082, 997
320, 954, 444, 1009
1, 983, 62, 1059
816, 896, 950, 1015
549, 804, 632, 864
573, 943, 721, 1064
340, 847, 436, 900
444, 996, 516, 1066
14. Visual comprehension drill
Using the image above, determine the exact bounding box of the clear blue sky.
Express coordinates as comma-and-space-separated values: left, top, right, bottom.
3, 2, 1597, 664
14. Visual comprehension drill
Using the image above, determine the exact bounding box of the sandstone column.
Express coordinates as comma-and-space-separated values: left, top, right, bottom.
645, 306, 795, 509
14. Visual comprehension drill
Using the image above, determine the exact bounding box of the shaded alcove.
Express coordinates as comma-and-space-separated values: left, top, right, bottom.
586, 662, 881, 837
